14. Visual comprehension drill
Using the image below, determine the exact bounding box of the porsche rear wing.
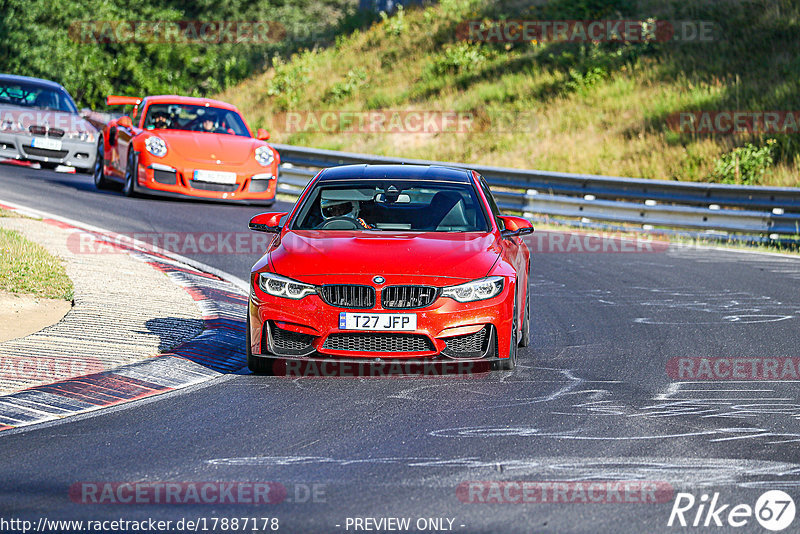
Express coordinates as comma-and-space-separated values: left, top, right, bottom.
106, 95, 142, 106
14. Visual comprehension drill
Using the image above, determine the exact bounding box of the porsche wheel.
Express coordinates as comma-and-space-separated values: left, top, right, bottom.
122, 150, 138, 197
93, 140, 112, 190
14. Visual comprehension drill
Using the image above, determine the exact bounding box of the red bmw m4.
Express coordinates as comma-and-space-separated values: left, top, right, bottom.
247, 164, 532, 374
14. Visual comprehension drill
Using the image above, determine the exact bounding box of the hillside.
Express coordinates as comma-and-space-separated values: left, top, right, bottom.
218, 0, 800, 186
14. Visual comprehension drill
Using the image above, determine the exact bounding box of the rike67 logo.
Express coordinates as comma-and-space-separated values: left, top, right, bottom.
668, 491, 795, 531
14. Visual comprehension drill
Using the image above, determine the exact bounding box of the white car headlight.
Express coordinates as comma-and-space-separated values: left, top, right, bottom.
255, 145, 274, 166
258, 272, 316, 299
145, 136, 167, 157
442, 276, 504, 303
69, 130, 95, 143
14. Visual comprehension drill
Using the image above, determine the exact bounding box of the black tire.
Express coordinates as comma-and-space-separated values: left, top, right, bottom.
493, 302, 518, 371
519, 291, 530, 347
122, 150, 138, 197
246, 316, 276, 375
93, 139, 113, 189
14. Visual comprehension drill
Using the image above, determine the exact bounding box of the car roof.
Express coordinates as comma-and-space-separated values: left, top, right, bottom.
317, 164, 473, 183
142, 95, 239, 111
0, 74, 67, 91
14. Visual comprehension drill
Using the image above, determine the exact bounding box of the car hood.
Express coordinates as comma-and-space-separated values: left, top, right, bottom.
0, 106, 96, 134
154, 130, 264, 165
268, 231, 501, 284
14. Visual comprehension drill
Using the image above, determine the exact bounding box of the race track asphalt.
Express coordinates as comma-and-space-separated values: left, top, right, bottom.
2, 164, 800, 533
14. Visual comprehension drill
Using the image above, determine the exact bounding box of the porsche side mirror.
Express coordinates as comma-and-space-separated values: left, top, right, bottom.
499, 216, 534, 237
256, 128, 270, 141
249, 212, 287, 233
118, 116, 133, 128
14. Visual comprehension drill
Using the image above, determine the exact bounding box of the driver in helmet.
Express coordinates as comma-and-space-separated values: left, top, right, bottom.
320, 199, 372, 229
151, 111, 172, 129
199, 110, 227, 133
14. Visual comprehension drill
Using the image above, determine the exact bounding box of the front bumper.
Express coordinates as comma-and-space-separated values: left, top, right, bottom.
0, 132, 96, 170
133, 159, 278, 202
248, 275, 515, 362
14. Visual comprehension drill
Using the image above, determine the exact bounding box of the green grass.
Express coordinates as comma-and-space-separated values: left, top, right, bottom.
218, 0, 800, 186
0, 229, 74, 300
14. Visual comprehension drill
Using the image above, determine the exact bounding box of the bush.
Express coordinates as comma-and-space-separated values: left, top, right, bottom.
0, 0, 357, 109
324, 68, 368, 103
712, 140, 776, 185
267, 53, 314, 110
425, 42, 492, 79
379, 4, 406, 37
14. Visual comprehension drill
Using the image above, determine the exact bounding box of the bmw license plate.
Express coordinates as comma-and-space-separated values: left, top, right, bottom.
339, 312, 417, 331
193, 169, 237, 184
31, 137, 62, 151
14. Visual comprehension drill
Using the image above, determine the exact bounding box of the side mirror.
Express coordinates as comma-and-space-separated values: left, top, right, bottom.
256, 128, 270, 141
249, 212, 287, 233
499, 216, 534, 237
118, 116, 133, 128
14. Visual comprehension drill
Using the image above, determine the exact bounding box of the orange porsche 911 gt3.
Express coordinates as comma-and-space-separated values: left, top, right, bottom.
93, 95, 279, 204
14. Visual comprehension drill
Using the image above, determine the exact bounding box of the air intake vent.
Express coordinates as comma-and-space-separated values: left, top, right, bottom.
442, 326, 493, 359
267, 323, 315, 356
190, 180, 239, 192
319, 285, 375, 309
382, 285, 439, 309
322, 333, 434, 353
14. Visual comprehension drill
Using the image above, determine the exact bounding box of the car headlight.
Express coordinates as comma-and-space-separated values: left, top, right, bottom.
442, 276, 504, 303
258, 272, 316, 299
145, 136, 167, 157
0, 120, 15, 132
68, 130, 95, 142
255, 146, 274, 166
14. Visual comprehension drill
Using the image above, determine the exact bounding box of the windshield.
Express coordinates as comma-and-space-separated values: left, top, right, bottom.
142, 103, 250, 137
293, 180, 490, 232
0, 81, 78, 113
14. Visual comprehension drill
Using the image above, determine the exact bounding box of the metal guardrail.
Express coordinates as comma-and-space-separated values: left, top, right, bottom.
273, 143, 800, 238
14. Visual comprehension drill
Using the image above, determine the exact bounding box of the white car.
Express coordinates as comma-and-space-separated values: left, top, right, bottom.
0, 74, 98, 172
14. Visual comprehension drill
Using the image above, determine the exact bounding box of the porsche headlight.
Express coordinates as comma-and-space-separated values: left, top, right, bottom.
145, 136, 167, 157
442, 276, 504, 303
255, 145, 274, 166
258, 272, 316, 299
